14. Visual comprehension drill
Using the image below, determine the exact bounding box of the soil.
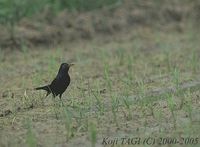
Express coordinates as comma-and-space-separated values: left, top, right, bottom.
0, 1, 200, 147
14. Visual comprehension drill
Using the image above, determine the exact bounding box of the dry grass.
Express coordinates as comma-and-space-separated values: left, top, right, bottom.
0, 26, 200, 147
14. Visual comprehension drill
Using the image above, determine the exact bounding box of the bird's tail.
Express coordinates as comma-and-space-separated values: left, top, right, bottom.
35, 85, 51, 97
35, 85, 52, 97
35, 85, 50, 92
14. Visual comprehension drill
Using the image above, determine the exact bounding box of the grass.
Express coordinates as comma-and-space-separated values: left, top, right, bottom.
26, 118, 37, 147
0, 0, 120, 24
0, 26, 200, 146
0, 0, 120, 46
88, 121, 97, 147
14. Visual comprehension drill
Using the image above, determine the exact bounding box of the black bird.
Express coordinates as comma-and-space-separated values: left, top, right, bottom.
35, 63, 74, 99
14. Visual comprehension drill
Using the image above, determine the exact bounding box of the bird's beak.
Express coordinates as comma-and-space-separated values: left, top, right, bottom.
69, 63, 74, 67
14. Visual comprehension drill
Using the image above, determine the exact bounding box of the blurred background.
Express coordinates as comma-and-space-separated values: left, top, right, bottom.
0, 1, 200, 147
0, 0, 199, 49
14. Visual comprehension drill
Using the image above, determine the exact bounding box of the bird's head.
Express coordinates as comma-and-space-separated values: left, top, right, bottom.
59, 63, 74, 73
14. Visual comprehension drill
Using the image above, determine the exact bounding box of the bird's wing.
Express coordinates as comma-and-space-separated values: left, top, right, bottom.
50, 76, 60, 87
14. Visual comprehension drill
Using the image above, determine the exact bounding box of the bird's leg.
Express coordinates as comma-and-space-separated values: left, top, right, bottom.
45, 91, 50, 97
52, 95, 58, 119
59, 94, 65, 107
53, 92, 56, 98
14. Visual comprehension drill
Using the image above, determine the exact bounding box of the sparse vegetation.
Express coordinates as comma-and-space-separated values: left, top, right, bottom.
0, 1, 200, 147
